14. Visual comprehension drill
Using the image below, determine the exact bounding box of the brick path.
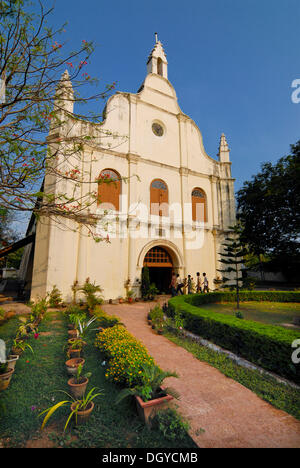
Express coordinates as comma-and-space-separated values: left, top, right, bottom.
103, 300, 300, 448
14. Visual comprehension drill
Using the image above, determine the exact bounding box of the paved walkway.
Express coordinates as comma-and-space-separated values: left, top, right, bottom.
103, 300, 300, 448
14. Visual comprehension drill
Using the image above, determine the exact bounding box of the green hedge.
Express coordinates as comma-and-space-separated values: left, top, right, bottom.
184, 290, 300, 305
167, 292, 300, 384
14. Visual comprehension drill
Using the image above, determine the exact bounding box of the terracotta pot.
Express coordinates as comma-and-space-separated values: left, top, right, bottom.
68, 348, 81, 359
68, 376, 89, 399
11, 346, 23, 356
70, 401, 94, 425
157, 329, 163, 335
128, 297, 133, 304
135, 388, 173, 426
65, 358, 85, 376
68, 329, 79, 338
0, 368, 14, 391
6, 355, 19, 371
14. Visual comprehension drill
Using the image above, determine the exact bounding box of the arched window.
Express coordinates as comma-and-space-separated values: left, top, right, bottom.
192, 188, 207, 222
150, 179, 168, 216
157, 58, 163, 76
144, 247, 173, 267
97, 169, 121, 211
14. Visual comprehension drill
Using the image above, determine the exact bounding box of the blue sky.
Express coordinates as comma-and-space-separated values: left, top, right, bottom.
12, 0, 299, 236
45, 0, 300, 192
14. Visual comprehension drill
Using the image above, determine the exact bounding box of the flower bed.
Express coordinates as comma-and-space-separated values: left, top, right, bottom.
95, 325, 155, 387
167, 292, 300, 384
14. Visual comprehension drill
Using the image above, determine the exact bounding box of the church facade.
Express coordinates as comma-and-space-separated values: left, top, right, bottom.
30, 38, 236, 301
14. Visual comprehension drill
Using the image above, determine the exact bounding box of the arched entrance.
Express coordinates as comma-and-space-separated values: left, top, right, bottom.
143, 246, 173, 293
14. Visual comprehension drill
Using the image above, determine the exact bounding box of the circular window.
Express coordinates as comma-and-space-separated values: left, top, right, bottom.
152, 122, 164, 137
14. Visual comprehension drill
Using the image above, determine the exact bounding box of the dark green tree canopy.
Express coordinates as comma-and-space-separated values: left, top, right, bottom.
237, 140, 300, 276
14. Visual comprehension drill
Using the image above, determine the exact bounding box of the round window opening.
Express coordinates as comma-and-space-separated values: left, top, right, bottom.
152, 122, 164, 137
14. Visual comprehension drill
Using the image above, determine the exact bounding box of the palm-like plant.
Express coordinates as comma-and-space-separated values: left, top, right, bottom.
39, 387, 103, 431
79, 278, 103, 312
12, 338, 34, 354
116, 363, 180, 403
77, 316, 98, 338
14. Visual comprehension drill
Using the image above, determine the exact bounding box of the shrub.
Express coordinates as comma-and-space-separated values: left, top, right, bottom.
79, 278, 103, 312
141, 266, 150, 299
167, 292, 300, 384
47, 285, 62, 308
28, 297, 47, 323
148, 283, 159, 300
152, 408, 190, 441
149, 305, 164, 329
183, 290, 300, 305
65, 304, 86, 316
95, 325, 155, 387
93, 305, 121, 328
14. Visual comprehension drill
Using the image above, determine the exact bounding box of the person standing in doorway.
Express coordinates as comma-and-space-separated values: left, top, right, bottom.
202, 273, 209, 293
176, 274, 184, 295
170, 273, 177, 297
196, 272, 202, 293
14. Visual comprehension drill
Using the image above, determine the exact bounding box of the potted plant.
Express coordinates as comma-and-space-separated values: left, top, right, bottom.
39, 387, 103, 430
79, 278, 103, 314
65, 357, 85, 376
68, 310, 87, 330
67, 338, 84, 358
15, 317, 37, 340
67, 364, 91, 399
118, 297, 124, 304
149, 306, 164, 333
116, 363, 180, 426
148, 283, 159, 301
126, 290, 134, 304
77, 316, 97, 339
68, 328, 79, 338
28, 297, 47, 326
0, 362, 14, 391
6, 354, 19, 371
11, 339, 34, 356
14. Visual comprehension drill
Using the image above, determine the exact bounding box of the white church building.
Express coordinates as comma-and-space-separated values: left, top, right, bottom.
28, 37, 236, 301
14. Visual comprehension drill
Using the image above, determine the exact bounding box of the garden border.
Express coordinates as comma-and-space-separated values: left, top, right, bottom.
167, 291, 300, 384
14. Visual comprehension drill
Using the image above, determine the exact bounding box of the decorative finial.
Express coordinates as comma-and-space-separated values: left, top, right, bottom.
155, 32, 158, 43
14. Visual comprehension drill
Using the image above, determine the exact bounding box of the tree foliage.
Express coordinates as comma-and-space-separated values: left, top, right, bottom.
218, 224, 248, 309
237, 140, 300, 279
0, 0, 123, 239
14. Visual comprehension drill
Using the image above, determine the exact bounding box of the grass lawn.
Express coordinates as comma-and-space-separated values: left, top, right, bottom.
198, 301, 300, 326
0, 311, 196, 448
164, 331, 300, 421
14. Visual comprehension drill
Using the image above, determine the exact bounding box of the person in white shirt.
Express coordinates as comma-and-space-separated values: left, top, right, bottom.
176, 274, 184, 295
202, 272, 209, 293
